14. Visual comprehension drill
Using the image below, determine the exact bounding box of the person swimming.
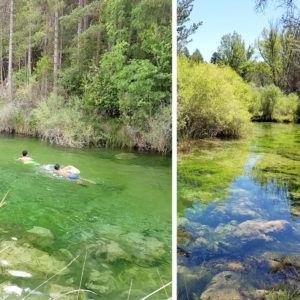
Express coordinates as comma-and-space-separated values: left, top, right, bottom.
17, 150, 33, 162
54, 164, 96, 184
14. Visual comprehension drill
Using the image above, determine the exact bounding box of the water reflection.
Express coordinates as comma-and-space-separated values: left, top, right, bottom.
178, 123, 300, 299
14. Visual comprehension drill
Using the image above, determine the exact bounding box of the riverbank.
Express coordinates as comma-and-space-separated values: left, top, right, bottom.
0, 95, 172, 153
177, 123, 300, 298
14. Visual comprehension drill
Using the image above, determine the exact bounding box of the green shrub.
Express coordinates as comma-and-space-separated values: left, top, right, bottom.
178, 56, 252, 139
31, 94, 94, 147
259, 84, 298, 121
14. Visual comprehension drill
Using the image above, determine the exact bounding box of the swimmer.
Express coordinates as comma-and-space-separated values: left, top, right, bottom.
54, 164, 96, 184
17, 150, 33, 162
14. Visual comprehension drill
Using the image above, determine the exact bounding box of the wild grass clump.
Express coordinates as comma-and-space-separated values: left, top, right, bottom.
178, 56, 252, 139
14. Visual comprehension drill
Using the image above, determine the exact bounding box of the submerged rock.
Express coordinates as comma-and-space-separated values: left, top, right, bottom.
227, 262, 244, 271
26, 226, 54, 249
121, 232, 166, 266
0, 241, 66, 277
200, 271, 245, 300
90, 227, 167, 266
93, 238, 129, 262
234, 219, 291, 242
86, 269, 116, 295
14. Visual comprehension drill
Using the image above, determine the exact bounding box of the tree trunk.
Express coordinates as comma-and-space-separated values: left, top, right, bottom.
53, 7, 59, 94
8, 0, 14, 102
77, 0, 83, 63
83, 0, 88, 31
59, 22, 63, 68
0, 19, 3, 84
95, 0, 103, 65
28, 26, 32, 78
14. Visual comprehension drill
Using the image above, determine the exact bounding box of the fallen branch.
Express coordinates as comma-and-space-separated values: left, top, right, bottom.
140, 282, 172, 300
0, 191, 9, 208
23, 255, 80, 299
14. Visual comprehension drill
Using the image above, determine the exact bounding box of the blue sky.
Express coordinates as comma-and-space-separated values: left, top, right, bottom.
186, 0, 291, 62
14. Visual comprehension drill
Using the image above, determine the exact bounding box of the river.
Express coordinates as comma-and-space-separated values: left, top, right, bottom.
0, 134, 171, 299
178, 123, 300, 299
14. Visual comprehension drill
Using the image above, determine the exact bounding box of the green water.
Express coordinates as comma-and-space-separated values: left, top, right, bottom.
0, 134, 172, 299
178, 123, 300, 299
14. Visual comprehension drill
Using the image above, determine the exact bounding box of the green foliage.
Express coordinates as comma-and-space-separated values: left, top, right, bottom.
178, 56, 252, 139
31, 94, 94, 147
258, 84, 298, 121
189, 49, 204, 63
215, 31, 254, 79
58, 66, 85, 96
113, 59, 169, 127
14, 68, 29, 87
258, 27, 283, 86
177, 0, 202, 53
82, 42, 127, 116
0, 0, 172, 152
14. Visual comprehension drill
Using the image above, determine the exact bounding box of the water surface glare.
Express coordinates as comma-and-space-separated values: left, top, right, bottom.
178, 123, 300, 299
0, 134, 171, 299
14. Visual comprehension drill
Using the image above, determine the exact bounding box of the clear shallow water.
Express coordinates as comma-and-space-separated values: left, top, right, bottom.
0, 134, 171, 299
178, 123, 300, 299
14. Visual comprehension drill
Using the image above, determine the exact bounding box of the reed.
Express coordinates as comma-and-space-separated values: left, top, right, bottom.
77, 250, 87, 300
0, 191, 9, 208
140, 281, 172, 300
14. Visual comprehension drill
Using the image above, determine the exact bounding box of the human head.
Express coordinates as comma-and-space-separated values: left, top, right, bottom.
22, 150, 28, 157
54, 164, 60, 170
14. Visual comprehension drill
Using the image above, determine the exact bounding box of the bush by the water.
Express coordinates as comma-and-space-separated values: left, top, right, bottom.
0, 92, 171, 152
255, 84, 298, 122
178, 56, 253, 138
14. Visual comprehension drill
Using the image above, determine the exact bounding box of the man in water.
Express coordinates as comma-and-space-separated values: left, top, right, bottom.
17, 150, 33, 162
54, 164, 96, 184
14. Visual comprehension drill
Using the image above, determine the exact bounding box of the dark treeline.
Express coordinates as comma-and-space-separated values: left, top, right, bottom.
0, 0, 172, 152
178, 0, 300, 139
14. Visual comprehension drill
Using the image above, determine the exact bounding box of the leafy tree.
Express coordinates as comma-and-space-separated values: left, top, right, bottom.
190, 48, 203, 63
214, 32, 254, 79
0, 0, 172, 152
254, 0, 295, 11
210, 52, 219, 64
182, 47, 190, 57
177, 0, 202, 54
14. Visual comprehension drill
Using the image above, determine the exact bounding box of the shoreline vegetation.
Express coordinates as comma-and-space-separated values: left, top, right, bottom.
177, 0, 300, 142
0, 0, 171, 153
178, 56, 300, 142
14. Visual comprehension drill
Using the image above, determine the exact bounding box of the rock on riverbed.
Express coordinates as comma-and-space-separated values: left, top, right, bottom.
234, 219, 291, 242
